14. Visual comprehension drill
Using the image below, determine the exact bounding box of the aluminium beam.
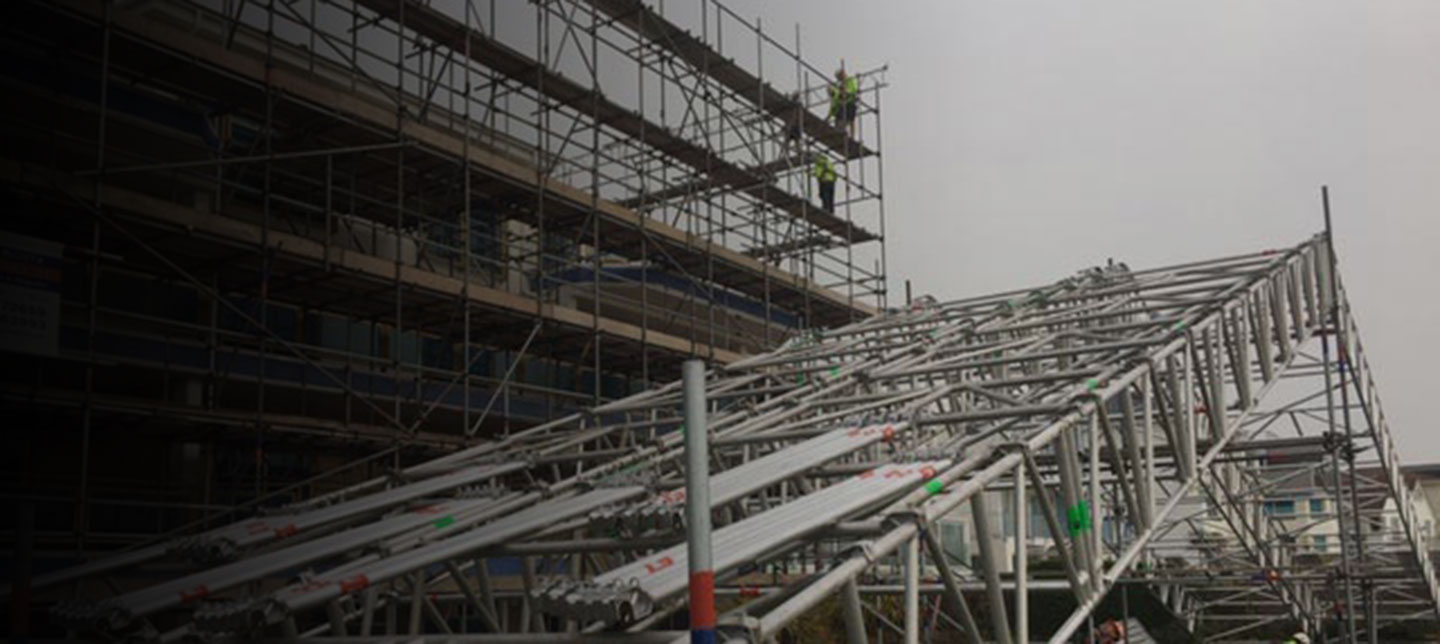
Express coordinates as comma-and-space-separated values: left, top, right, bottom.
193, 486, 646, 634
534, 461, 949, 625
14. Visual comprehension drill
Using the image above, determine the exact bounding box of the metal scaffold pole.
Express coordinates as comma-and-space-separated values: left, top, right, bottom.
684, 359, 716, 644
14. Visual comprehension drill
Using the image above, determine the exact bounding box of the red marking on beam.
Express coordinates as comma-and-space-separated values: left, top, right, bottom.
179, 585, 210, 604
645, 556, 675, 575
339, 574, 370, 593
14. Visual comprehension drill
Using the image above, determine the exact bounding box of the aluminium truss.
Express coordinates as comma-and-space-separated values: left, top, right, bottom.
34, 234, 1440, 642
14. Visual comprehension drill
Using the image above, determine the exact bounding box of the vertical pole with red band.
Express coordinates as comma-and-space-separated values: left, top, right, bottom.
682, 359, 715, 644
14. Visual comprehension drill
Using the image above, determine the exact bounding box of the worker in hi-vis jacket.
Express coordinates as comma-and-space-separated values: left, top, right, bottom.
813, 154, 837, 213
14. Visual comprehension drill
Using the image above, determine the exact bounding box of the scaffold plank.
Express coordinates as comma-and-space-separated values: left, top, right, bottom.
537, 460, 948, 625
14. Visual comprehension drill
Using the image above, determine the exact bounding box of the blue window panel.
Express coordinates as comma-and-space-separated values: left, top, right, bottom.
469, 209, 502, 260
425, 220, 461, 264
421, 337, 450, 369
331, 316, 349, 350
482, 556, 568, 575
556, 366, 576, 392
349, 320, 375, 357
419, 381, 466, 409
217, 297, 297, 340
466, 348, 492, 378
394, 330, 420, 365
492, 352, 512, 381
266, 306, 297, 341
301, 363, 331, 387
263, 358, 303, 382
486, 557, 522, 576
1264, 500, 1296, 516
1309, 499, 1325, 515
603, 374, 625, 399
348, 372, 373, 395
218, 296, 259, 333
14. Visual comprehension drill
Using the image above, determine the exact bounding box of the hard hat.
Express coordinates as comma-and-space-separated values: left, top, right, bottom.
1293, 633, 1311, 644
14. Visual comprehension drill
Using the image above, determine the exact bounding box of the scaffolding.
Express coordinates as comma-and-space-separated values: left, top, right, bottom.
4, 2, 1439, 642
19, 232, 1440, 642
0, 0, 888, 558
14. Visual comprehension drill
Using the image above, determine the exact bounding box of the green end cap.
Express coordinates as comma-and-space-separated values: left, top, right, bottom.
1086, 378, 1100, 391
1066, 501, 1093, 536
433, 515, 456, 529
925, 479, 945, 495
830, 366, 841, 377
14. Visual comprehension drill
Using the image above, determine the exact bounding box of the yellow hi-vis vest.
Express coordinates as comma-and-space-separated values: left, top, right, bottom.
829, 76, 859, 112
813, 155, 836, 182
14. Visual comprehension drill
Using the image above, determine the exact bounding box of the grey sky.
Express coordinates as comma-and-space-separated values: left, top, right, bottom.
712, 1, 1440, 460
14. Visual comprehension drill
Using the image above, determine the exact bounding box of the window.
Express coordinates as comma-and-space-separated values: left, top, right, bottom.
1001, 490, 1016, 538
1264, 500, 1296, 516
1309, 499, 1325, 515
1313, 535, 1328, 553
940, 520, 968, 564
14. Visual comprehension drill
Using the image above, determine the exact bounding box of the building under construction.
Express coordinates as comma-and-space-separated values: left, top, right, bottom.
2, 0, 885, 542
3, 1, 1439, 643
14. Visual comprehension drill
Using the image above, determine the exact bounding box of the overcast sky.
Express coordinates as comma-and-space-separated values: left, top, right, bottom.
709, 1, 1440, 461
